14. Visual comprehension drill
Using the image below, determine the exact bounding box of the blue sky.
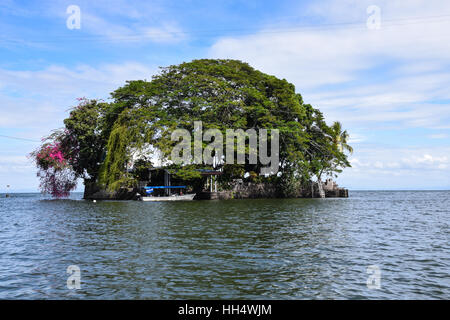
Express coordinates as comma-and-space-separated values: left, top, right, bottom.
1, 0, 450, 192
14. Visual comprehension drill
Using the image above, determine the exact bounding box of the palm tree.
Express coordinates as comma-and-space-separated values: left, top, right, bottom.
331, 121, 353, 154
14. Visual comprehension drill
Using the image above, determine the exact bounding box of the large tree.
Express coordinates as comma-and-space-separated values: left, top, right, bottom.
32, 59, 352, 197
98, 59, 351, 195
30, 98, 110, 197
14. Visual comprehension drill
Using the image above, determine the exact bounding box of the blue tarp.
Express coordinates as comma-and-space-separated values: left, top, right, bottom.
144, 186, 186, 195
144, 186, 186, 189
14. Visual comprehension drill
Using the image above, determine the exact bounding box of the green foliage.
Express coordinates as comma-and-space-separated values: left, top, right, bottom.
331, 121, 353, 154
61, 98, 110, 180
131, 158, 153, 182
170, 165, 202, 181
44, 59, 352, 195
98, 124, 131, 191
275, 168, 303, 198
102, 59, 312, 187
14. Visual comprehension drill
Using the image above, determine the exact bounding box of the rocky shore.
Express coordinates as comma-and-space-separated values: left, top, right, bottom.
195, 179, 348, 200
84, 179, 348, 200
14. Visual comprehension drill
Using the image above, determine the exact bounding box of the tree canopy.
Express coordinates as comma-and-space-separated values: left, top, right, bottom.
31, 59, 351, 197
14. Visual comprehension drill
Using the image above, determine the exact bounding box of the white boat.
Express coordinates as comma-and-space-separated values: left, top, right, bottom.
140, 193, 196, 202
140, 186, 195, 201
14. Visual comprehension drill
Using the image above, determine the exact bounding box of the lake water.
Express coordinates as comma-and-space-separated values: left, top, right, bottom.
0, 191, 448, 299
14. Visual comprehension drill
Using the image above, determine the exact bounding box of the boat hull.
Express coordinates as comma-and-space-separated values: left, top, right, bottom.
140, 194, 196, 202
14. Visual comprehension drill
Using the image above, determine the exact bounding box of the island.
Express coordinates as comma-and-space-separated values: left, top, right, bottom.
30, 59, 352, 200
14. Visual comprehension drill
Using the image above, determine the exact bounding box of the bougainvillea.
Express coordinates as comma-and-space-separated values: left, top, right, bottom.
34, 143, 67, 170
37, 167, 77, 198
30, 98, 108, 198
31, 139, 77, 198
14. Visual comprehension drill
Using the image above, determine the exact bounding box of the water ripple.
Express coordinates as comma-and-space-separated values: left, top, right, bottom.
0, 191, 449, 299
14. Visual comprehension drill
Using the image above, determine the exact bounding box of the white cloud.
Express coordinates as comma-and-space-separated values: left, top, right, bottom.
428, 133, 448, 139
342, 146, 450, 188
0, 155, 33, 173
0, 62, 157, 130
208, 0, 450, 130
140, 24, 186, 43
40, 0, 187, 44
79, 13, 186, 44
0, 62, 156, 96
402, 154, 449, 169
347, 133, 366, 143
207, 0, 450, 190
350, 149, 450, 171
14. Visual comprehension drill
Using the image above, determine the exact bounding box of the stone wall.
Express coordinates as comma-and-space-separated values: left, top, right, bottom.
231, 181, 279, 199
83, 180, 348, 200
196, 181, 348, 200
195, 191, 233, 200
